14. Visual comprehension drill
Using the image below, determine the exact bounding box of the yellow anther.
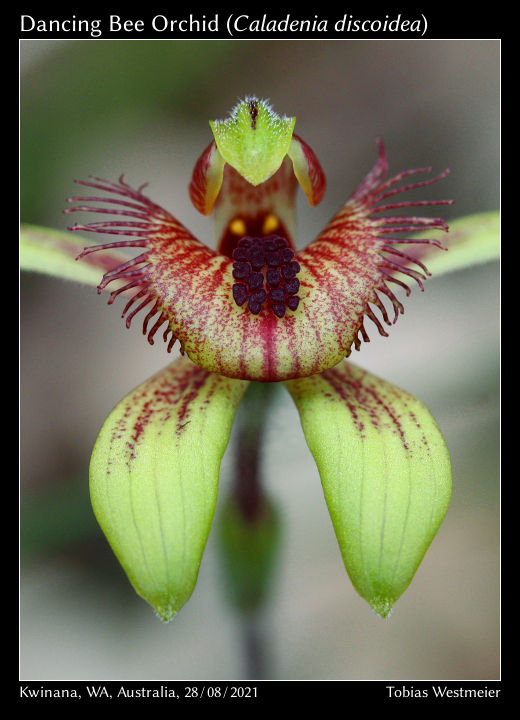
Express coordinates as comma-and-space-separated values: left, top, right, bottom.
262, 214, 279, 234
229, 218, 247, 236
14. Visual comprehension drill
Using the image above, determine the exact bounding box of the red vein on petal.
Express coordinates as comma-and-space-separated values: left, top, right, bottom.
300, 138, 451, 352
67, 176, 213, 355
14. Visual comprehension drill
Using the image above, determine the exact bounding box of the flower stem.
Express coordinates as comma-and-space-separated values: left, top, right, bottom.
242, 614, 269, 679
217, 381, 281, 678
232, 382, 277, 522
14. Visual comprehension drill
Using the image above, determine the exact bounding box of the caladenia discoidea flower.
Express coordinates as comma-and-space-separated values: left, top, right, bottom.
23, 95, 496, 624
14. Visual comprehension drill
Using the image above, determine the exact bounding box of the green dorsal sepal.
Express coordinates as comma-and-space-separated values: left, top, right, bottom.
210, 97, 296, 186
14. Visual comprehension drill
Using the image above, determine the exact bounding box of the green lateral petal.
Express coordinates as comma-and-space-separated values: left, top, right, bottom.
20, 223, 129, 288
90, 356, 248, 621
404, 211, 499, 276
285, 361, 452, 618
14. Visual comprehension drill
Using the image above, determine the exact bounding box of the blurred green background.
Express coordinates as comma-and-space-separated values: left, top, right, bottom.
20, 40, 499, 680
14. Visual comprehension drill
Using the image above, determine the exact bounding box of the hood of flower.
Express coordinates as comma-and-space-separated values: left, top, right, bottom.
209, 97, 296, 186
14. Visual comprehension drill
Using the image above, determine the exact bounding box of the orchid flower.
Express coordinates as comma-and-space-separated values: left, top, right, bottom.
20, 97, 499, 623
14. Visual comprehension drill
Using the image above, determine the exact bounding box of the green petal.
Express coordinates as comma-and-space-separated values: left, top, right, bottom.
285, 361, 452, 618
210, 97, 296, 186
405, 211, 499, 276
89, 357, 248, 621
20, 223, 128, 288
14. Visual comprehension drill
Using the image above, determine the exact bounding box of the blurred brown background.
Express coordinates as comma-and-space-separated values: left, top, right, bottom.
20, 40, 499, 680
